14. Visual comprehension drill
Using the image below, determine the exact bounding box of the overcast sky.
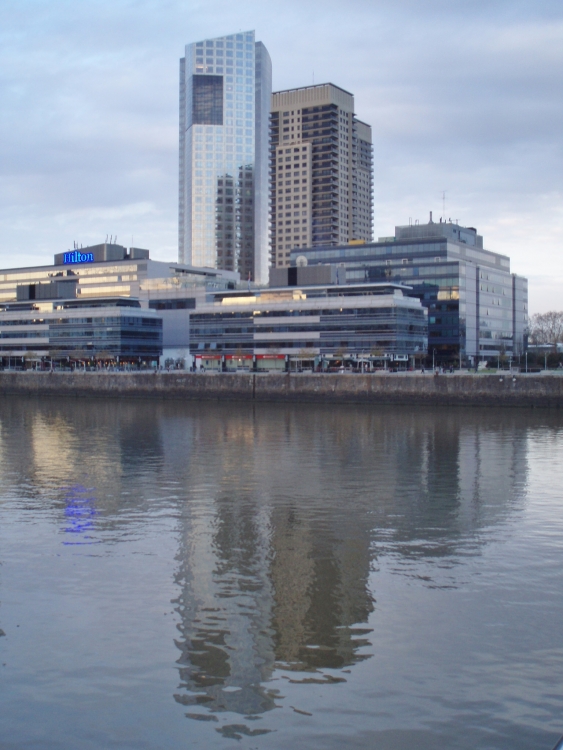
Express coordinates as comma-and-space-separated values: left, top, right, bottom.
0, 0, 561, 312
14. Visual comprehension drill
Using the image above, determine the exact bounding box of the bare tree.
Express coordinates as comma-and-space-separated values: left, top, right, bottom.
529, 311, 563, 350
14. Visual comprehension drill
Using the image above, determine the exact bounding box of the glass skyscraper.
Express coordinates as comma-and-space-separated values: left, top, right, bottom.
179, 31, 271, 284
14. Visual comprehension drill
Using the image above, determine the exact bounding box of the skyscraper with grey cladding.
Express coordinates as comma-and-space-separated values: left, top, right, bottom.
179, 31, 271, 284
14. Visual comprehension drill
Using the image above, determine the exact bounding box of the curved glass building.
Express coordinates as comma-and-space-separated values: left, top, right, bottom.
179, 31, 272, 284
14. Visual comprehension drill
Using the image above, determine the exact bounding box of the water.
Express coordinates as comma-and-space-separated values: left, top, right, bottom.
0, 396, 562, 750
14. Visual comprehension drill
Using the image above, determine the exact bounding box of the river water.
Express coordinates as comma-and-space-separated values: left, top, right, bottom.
0, 396, 562, 750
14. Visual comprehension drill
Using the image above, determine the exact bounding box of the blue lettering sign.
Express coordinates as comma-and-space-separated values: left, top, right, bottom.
63, 251, 95, 264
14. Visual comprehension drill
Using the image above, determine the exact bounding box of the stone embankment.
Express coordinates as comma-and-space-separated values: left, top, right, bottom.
1, 370, 563, 407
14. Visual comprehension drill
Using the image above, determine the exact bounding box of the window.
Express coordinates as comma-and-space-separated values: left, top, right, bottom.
192, 75, 223, 125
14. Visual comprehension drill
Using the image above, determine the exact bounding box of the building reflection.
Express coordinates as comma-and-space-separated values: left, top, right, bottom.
0, 397, 167, 523
169, 404, 535, 718
0, 397, 553, 722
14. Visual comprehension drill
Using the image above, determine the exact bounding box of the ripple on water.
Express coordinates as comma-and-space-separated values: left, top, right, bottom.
0, 398, 562, 750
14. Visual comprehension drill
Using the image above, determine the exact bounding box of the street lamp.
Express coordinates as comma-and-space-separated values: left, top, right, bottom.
432, 348, 436, 371
525, 351, 528, 373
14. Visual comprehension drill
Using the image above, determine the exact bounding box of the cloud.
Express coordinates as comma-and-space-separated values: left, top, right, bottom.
0, 0, 561, 310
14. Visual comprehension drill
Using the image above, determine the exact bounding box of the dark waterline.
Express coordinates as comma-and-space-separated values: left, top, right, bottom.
0, 396, 562, 749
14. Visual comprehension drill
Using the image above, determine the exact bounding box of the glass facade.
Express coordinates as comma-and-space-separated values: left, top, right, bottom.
289, 222, 528, 364
49, 313, 162, 358
179, 32, 272, 284
189, 286, 426, 357
0, 303, 162, 360
192, 75, 224, 125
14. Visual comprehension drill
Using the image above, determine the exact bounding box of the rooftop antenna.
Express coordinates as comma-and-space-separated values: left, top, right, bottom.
441, 190, 447, 220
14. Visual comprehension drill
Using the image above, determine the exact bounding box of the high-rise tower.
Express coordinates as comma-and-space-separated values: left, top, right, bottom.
179, 31, 271, 284
270, 84, 373, 268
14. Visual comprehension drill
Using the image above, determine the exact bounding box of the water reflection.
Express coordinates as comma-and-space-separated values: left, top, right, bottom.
167, 405, 534, 720
61, 485, 98, 545
0, 397, 561, 747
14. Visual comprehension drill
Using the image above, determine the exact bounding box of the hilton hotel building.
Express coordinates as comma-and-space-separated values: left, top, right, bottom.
270, 83, 373, 267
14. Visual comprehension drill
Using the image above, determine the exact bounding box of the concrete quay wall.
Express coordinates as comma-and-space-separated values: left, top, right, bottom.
1, 371, 563, 407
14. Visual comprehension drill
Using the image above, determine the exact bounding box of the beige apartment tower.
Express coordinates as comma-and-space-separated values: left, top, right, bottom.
270, 84, 373, 267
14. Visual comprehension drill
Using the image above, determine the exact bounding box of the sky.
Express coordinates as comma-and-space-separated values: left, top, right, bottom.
0, 0, 561, 313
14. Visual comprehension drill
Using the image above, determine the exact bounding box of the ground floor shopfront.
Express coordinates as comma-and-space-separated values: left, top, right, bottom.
190, 283, 428, 366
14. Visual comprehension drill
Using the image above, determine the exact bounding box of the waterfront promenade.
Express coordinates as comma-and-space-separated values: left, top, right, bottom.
1, 370, 563, 407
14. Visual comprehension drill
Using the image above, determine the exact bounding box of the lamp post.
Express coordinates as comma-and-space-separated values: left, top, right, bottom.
432, 348, 436, 371
525, 351, 528, 373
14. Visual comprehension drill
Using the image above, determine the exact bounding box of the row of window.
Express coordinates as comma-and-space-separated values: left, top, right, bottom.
195, 49, 253, 60
51, 330, 161, 340
192, 307, 424, 321
0, 331, 49, 339
191, 339, 420, 352
429, 330, 460, 339
0, 319, 46, 326
191, 324, 426, 337
195, 35, 253, 48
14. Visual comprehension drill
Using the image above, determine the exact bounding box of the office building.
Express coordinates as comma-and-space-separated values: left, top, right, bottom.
0, 298, 163, 365
270, 83, 373, 268
189, 281, 427, 369
288, 217, 528, 365
179, 31, 272, 284
0, 242, 238, 366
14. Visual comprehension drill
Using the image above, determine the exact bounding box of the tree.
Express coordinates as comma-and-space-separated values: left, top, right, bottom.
370, 347, 384, 358
297, 348, 316, 359
529, 311, 563, 351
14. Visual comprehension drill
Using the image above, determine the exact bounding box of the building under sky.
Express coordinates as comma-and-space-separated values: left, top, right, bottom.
178, 30, 271, 284
270, 83, 373, 268
289, 218, 528, 365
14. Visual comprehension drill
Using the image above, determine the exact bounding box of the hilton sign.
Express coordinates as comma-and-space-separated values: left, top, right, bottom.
63, 251, 95, 264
